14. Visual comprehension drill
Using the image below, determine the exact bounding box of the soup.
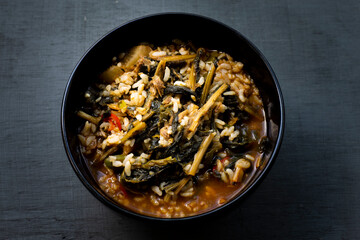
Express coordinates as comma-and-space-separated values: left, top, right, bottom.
77, 41, 267, 218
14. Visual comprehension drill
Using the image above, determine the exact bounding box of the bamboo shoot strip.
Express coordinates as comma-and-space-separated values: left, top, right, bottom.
154, 60, 166, 78
188, 83, 228, 134
188, 49, 203, 91
174, 176, 191, 195
159, 54, 196, 62
188, 63, 196, 91
77, 111, 101, 125
97, 146, 118, 163
200, 62, 217, 105
119, 121, 146, 144
188, 132, 216, 176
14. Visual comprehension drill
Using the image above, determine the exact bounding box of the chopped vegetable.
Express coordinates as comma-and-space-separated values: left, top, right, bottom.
122, 156, 179, 184
154, 60, 166, 78
188, 48, 203, 91
174, 176, 191, 195
187, 83, 228, 138
77, 111, 101, 125
188, 63, 196, 91
119, 121, 146, 144
122, 45, 152, 69
151, 54, 196, 62
164, 86, 197, 101
200, 61, 217, 105
99, 65, 124, 83
188, 131, 216, 176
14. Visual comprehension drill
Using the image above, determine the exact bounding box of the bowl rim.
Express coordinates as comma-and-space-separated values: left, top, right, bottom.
61, 12, 285, 221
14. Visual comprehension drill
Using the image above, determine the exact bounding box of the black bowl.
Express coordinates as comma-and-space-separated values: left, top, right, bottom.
61, 13, 285, 220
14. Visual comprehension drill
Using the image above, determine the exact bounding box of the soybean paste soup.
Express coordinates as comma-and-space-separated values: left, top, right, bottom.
77, 41, 267, 218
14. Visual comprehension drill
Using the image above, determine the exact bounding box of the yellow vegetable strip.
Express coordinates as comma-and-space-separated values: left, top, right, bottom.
153, 54, 196, 62
154, 60, 166, 77
188, 49, 203, 91
188, 132, 216, 176
119, 121, 146, 144
188, 83, 228, 134
200, 62, 216, 105
99, 66, 124, 83
77, 111, 101, 125
98, 146, 117, 163
141, 110, 155, 121
174, 176, 192, 195
188, 64, 196, 91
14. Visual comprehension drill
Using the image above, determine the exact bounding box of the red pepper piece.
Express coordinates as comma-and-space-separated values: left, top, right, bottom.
110, 113, 122, 131
104, 113, 122, 131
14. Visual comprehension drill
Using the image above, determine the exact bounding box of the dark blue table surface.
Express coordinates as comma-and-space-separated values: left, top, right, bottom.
1, 0, 359, 239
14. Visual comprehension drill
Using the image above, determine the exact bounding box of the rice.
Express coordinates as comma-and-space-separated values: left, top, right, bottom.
120, 72, 135, 85
179, 47, 188, 55
218, 63, 231, 70
245, 154, 255, 161
159, 135, 172, 147
124, 139, 135, 147
180, 116, 189, 126
221, 172, 229, 183
122, 117, 130, 131
179, 66, 188, 75
113, 161, 123, 167
198, 76, 205, 85
124, 160, 131, 176
184, 163, 191, 172
132, 79, 144, 89
220, 126, 235, 137
215, 119, 226, 125
236, 159, 251, 169
102, 132, 124, 148
163, 67, 171, 82
174, 81, 187, 87
238, 89, 246, 102
130, 91, 146, 106
229, 130, 240, 141
226, 168, 234, 180
136, 114, 142, 121
140, 153, 150, 159
199, 60, 205, 70
152, 186, 163, 196
223, 91, 236, 96
151, 51, 167, 57
171, 97, 181, 113
139, 73, 149, 83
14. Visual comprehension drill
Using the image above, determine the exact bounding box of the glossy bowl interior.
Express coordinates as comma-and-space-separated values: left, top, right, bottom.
61, 13, 285, 220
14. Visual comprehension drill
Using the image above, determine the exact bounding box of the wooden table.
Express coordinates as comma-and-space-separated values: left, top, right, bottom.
1, 0, 359, 239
